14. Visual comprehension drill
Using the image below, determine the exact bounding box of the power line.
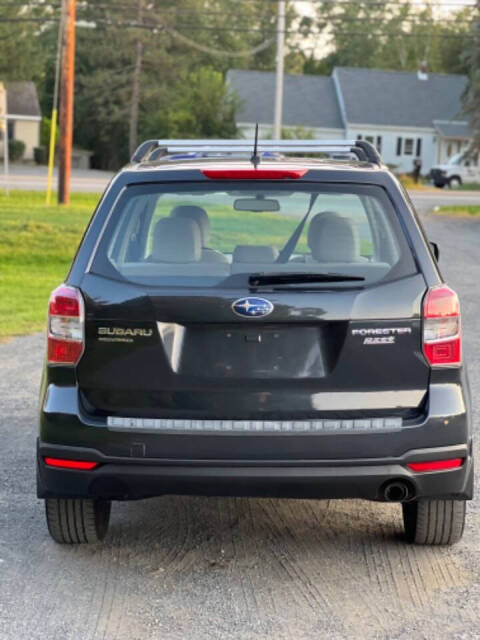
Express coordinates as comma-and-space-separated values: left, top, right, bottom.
0, 0, 477, 8
0, 15, 477, 37
0, 6, 476, 25
222, 0, 477, 6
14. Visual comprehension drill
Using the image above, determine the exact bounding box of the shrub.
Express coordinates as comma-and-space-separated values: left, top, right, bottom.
8, 139, 26, 162
40, 116, 59, 148
34, 146, 48, 165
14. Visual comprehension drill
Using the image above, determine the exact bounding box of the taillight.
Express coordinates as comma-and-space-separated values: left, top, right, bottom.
407, 458, 463, 472
47, 284, 84, 365
201, 168, 307, 180
44, 457, 98, 470
423, 285, 461, 367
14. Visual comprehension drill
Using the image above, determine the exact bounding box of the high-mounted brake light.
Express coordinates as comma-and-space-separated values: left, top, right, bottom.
47, 284, 84, 365
407, 458, 463, 472
44, 457, 98, 470
202, 168, 308, 180
422, 285, 461, 367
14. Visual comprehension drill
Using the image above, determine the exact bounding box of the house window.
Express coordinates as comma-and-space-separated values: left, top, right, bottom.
356, 134, 363, 140
396, 137, 402, 156
447, 143, 452, 157
416, 138, 422, 157
376, 136, 382, 153
7, 121, 14, 140
404, 139, 414, 155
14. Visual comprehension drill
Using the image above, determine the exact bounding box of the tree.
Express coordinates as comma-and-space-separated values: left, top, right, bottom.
141, 68, 238, 141
301, 1, 475, 76
67, 0, 282, 167
463, 19, 480, 152
0, 4, 52, 82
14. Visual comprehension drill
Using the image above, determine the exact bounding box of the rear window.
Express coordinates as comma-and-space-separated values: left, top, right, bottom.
91, 182, 417, 288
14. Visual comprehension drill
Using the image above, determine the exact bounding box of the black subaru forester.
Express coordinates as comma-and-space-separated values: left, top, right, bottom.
37, 139, 473, 545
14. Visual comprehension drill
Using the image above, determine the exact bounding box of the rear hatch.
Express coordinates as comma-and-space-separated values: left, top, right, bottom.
77, 179, 429, 422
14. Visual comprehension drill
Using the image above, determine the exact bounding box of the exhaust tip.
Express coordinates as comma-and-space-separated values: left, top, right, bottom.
383, 480, 413, 502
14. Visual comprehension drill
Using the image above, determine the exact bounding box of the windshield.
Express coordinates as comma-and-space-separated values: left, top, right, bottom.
449, 154, 463, 166
91, 182, 417, 288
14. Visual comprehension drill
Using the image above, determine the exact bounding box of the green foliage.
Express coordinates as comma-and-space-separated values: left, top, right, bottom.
0, 5, 50, 81
302, 3, 474, 75
69, 0, 278, 168
463, 25, 480, 152
0, 191, 98, 337
436, 205, 480, 216
142, 68, 238, 140
281, 126, 315, 140
8, 140, 25, 162
40, 116, 59, 148
34, 147, 48, 165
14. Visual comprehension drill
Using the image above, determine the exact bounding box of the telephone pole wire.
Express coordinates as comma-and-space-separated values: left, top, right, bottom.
273, 0, 285, 140
58, 0, 76, 205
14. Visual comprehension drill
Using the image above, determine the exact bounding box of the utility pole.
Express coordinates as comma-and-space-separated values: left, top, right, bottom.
58, 0, 76, 205
129, 0, 144, 157
273, 0, 286, 140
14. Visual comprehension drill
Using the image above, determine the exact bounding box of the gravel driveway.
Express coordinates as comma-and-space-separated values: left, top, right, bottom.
0, 212, 479, 640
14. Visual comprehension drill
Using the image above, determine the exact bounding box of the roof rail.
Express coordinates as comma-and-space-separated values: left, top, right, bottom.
130, 140, 167, 163
130, 139, 382, 165
354, 140, 381, 165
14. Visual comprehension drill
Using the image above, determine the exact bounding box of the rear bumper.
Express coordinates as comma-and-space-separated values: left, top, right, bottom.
37, 441, 474, 501
38, 379, 473, 501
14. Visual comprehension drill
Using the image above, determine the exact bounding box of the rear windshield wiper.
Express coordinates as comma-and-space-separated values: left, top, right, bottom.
249, 272, 365, 287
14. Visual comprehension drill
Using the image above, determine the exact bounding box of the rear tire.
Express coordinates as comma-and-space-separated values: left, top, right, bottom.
402, 499, 466, 545
45, 498, 111, 544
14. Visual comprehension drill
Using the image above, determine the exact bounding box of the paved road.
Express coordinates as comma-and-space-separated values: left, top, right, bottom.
0, 164, 114, 193
2, 164, 480, 211
0, 213, 479, 639
409, 190, 480, 214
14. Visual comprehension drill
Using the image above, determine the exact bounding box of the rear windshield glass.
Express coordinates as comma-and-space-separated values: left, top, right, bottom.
90, 182, 417, 288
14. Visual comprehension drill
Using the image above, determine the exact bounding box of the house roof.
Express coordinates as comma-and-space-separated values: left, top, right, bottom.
433, 120, 473, 140
6, 81, 41, 118
334, 67, 468, 129
227, 69, 344, 130
227, 67, 470, 135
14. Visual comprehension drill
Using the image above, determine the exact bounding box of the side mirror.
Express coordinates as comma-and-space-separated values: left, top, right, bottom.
430, 241, 440, 262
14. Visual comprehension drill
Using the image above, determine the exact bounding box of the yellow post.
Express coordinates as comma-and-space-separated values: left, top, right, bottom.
46, 108, 57, 206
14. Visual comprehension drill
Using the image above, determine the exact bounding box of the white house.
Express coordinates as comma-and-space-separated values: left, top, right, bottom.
0, 81, 41, 160
227, 67, 472, 174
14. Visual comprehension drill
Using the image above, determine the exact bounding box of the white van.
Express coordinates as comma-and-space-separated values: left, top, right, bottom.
430, 153, 480, 188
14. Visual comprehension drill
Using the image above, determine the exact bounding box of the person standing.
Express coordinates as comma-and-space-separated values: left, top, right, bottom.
413, 156, 422, 184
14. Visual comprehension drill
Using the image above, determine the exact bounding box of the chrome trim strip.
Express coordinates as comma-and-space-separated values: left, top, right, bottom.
107, 416, 403, 434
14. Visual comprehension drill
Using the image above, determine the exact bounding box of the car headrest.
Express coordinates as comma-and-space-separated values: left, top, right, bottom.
151, 217, 201, 263
170, 205, 210, 245
307, 211, 360, 263
233, 245, 279, 263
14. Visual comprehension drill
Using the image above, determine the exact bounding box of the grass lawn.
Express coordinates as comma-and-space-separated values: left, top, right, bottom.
452, 183, 480, 191
0, 191, 99, 338
436, 205, 480, 217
